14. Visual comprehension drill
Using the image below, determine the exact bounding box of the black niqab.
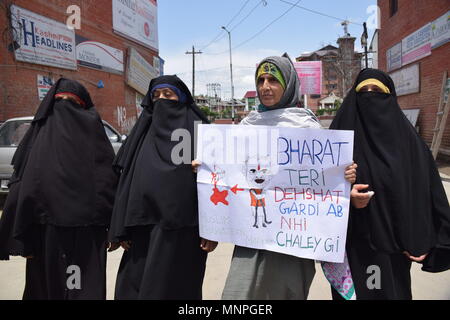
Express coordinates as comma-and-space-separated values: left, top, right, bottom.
0, 78, 117, 259
109, 75, 209, 242
330, 68, 450, 272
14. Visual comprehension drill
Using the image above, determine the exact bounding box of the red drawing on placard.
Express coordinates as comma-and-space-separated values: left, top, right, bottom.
230, 184, 245, 194
210, 187, 229, 205
209, 167, 245, 206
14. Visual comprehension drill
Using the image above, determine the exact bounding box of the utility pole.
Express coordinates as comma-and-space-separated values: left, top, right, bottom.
361, 22, 369, 68
185, 46, 202, 97
222, 26, 235, 124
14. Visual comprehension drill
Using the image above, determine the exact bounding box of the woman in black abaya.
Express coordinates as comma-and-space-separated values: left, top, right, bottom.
108, 75, 217, 300
0, 79, 118, 299
330, 69, 450, 300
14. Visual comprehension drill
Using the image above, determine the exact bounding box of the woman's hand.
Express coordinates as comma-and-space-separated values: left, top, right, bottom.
403, 251, 428, 262
350, 184, 374, 209
200, 238, 218, 253
192, 159, 201, 173
344, 162, 357, 184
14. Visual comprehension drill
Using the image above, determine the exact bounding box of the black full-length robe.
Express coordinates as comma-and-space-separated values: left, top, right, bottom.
330, 68, 450, 300
108, 75, 210, 300
0, 79, 117, 300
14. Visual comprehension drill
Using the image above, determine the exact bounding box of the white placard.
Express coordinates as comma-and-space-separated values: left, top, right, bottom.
11, 5, 76, 70
112, 0, 158, 51
197, 124, 354, 263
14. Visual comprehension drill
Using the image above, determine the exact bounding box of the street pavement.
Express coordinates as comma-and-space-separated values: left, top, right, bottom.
1, 172, 450, 300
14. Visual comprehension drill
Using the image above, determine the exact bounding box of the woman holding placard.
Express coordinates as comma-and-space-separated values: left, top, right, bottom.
220, 54, 366, 300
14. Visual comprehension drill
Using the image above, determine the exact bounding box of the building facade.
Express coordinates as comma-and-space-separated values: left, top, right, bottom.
378, 0, 450, 155
0, 0, 160, 134
296, 38, 363, 113
243, 90, 258, 111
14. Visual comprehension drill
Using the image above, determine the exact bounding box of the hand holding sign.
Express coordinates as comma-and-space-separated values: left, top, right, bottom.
344, 162, 357, 184
350, 184, 373, 209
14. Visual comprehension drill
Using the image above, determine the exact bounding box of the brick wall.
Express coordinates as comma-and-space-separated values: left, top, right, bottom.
378, 0, 450, 153
0, 0, 158, 134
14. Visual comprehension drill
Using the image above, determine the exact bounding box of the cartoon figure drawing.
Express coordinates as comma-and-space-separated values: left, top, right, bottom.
244, 157, 273, 228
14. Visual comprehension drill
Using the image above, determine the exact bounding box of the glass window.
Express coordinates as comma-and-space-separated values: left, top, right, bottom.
390, 0, 398, 17
0, 120, 31, 147
104, 124, 119, 143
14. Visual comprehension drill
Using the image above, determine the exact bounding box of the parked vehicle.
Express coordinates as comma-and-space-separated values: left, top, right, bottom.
0, 116, 125, 196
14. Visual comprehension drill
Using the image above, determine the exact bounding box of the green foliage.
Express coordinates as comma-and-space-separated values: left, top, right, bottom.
199, 106, 219, 120
334, 100, 342, 109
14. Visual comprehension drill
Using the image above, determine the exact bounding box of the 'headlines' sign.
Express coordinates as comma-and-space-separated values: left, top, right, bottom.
11, 5, 77, 70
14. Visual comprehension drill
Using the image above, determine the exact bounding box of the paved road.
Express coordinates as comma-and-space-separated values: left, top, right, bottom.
1, 174, 449, 300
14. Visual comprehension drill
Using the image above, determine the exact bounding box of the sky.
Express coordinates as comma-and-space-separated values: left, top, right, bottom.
157, 0, 377, 99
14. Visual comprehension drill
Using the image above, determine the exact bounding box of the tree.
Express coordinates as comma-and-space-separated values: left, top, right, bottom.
199, 106, 219, 121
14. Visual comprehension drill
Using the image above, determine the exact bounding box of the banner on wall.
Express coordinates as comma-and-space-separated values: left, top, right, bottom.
386, 42, 402, 72
431, 11, 450, 50
125, 47, 158, 95
112, 0, 158, 51
11, 5, 76, 70
76, 35, 124, 74
402, 23, 432, 66
390, 63, 420, 97
37, 75, 55, 100
294, 61, 323, 95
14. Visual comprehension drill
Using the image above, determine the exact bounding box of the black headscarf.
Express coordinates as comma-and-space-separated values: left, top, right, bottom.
330, 68, 450, 272
0, 78, 118, 259
108, 75, 209, 242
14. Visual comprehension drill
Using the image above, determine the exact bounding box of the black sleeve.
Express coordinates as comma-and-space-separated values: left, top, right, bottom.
421, 152, 450, 273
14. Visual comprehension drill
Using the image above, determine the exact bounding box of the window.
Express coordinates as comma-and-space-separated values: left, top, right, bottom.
0, 120, 31, 147
390, 0, 398, 17
103, 124, 120, 143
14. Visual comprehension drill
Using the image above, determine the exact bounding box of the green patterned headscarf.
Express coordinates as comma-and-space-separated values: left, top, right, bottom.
256, 62, 286, 89
255, 53, 300, 111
